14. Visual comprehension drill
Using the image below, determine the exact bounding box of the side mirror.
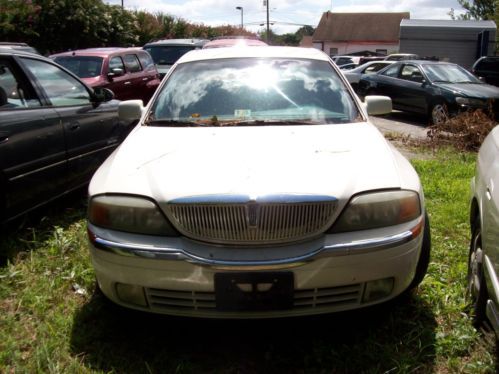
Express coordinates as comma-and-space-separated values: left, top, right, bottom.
365, 95, 392, 115
108, 68, 125, 79
119, 100, 144, 121
93, 87, 114, 103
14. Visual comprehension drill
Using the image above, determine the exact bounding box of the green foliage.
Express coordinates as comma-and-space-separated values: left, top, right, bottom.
452, 0, 496, 20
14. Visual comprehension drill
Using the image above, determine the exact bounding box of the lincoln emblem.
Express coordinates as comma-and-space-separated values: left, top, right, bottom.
247, 202, 259, 228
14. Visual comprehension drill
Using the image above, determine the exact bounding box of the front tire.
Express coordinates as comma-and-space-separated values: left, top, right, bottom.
429, 102, 448, 125
467, 224, 488, 326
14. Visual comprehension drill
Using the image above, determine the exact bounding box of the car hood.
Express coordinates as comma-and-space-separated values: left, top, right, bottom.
435, 82, 499, 98
89, 123, 411, 203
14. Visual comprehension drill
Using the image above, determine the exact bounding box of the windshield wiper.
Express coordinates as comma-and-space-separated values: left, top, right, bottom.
145, 119, 204, 127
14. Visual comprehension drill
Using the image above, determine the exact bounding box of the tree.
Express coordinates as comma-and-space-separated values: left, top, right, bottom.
453, 0, 496, 20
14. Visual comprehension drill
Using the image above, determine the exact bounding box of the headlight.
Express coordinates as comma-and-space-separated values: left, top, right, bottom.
88, 195, 178, 236
329, 190, 421, 233
455, 97, 486, 106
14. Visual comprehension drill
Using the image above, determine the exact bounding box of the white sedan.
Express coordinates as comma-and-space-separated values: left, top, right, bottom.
468, 125, 499, 336
343, 60, 395, 91
87, 46, 431, 318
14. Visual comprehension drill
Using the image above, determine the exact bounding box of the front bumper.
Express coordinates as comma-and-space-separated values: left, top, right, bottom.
88, 216, 425, 318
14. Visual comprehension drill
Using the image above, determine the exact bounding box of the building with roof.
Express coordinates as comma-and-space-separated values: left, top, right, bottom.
399, 19, 497, 69
311, 12, 410, 57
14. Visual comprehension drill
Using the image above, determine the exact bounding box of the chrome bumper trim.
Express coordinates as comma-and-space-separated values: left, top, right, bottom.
91, 229, 415, 267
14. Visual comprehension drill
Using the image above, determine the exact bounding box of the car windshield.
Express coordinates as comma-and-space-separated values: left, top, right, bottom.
54, 56, 103, 78
422, 64, 481, 84
144, 46, 195, 65
149, 58, 360, 127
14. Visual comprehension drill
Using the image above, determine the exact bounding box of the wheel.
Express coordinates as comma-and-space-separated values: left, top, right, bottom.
467, 223, 488, 326
409, 211, 431, 289
429, 102, 448, 125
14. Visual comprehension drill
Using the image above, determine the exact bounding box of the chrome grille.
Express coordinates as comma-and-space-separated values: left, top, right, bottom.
166, 200, 337, 244
145, 284, 362, 314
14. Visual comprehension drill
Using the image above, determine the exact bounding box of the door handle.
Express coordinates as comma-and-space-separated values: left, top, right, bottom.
142, 77, 149, 81
124, 81, 132, 85
66, 122, 80, 131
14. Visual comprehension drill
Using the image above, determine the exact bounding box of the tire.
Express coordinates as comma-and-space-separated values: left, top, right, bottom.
408, 212, 431, 290
429, 102, 448, 125
467, 223, 488, 326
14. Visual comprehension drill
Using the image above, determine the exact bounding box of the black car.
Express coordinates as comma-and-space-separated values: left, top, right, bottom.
0, 48, 132, 223
358, 60, 499, 125
472, 56, 499, 87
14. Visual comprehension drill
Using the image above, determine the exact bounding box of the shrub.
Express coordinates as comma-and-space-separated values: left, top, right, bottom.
427, 108, 497, 151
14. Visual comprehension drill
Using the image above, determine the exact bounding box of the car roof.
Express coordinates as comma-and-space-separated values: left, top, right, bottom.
0, 47, 44, 58
203, 38, 268, 49
49, 47, 139, 58
177, 46, 331, 64
144, 38, 209, 47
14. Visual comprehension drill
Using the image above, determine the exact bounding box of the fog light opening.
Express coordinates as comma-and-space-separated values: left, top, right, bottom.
362, 278, 394, 303
116, 283, 148, 307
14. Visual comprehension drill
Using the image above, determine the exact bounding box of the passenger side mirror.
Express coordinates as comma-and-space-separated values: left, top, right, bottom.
365, 95, 392, 115
93, 87, 114, 103
108, 68, 125, 79
119, 100, 144, 121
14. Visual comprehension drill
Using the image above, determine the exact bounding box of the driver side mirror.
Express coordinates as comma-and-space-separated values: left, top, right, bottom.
365, 95, 392, 115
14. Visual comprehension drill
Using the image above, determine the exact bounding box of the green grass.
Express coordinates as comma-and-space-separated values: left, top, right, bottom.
0, 147, 497, 373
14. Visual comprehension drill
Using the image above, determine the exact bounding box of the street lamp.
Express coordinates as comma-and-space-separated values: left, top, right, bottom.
236, 6, 243, 29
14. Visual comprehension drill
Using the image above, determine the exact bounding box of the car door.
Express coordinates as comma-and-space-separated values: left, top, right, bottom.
395, 64, 428, 114
369, 64, 402, 99
481, 142, 499, 300
105, 55, 133, 101
0, 56, 67, 221
20, 57, 124, 190
123, 53, 146, 101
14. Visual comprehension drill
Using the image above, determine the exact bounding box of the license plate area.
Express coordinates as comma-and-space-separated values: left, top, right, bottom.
215, 272, 294, 311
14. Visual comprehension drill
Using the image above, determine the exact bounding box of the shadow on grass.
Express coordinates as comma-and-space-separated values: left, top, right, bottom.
70, 290, 437, 373
0, 190, 87, 267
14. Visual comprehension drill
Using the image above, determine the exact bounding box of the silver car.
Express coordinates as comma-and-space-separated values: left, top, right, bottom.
469, 125, 499, 336
87, 46, 431, 318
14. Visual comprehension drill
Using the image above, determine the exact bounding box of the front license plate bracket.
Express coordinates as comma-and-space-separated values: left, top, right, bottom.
215, 272, 294, 311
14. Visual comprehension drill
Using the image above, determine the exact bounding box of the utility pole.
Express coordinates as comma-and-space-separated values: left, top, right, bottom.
266, 0, 270, 42
236, 6, 243, 29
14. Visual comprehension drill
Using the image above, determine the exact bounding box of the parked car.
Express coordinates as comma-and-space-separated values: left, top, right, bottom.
338, 63, 357, 71
468, 125, 499, 337
203, 37, 268, 49
358, 60, 499, 124
472, 56, 499, 87
343, 60, 395, 92
50, 48, 161, 104
87, 46, 431, 318
0, 48, 132, 223
0, 42, 40, 55
331, 55, 361, 67
384, 53, 419, 61
143, 38, 209, 78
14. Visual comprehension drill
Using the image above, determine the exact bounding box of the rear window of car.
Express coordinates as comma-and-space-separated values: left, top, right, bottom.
123, 54, 141, 73
144, 45, 195, 65
149, 58, 360, 126
137, 52, 154, 69
54, 56, 103, 78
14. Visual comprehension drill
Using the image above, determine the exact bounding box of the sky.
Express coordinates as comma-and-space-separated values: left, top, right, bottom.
106, 0, 467, 34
